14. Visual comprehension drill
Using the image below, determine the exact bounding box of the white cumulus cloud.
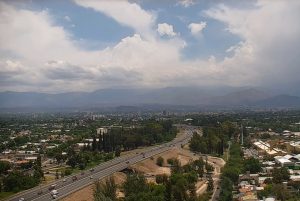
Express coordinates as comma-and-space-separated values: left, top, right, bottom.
205, 1, 300, 91
73, 0, 156, 39
157, 23, 177, 37
188, 22, 207, 36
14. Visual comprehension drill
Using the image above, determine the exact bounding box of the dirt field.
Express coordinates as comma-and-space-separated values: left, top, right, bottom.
131, 147, 193, 176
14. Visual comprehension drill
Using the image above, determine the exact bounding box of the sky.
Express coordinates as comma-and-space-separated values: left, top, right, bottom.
0, 0, 300, 94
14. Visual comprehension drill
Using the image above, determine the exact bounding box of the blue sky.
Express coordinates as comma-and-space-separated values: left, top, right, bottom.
1, 0, 300, 94
21, 0, 240, 60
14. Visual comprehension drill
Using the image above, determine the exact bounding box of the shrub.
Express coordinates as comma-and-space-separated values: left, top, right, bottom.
156, 156, 164, 167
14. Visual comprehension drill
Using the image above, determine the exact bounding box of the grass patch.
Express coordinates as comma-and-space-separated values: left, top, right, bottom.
0, 191, 15, 200
43, 175, 55, 183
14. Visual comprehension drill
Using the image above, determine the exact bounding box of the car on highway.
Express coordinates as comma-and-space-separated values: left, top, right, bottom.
51, 189, 59, 199
48, 184, 56, 191
126, 161, 129, 164
90, 168, 95, 172
90, 176, 93, 179
72, 176, 78, 181
63, 178, 66, 182
18, 198, 24, 201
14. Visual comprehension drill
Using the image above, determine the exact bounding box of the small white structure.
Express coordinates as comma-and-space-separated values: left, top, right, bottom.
97, 127, 108, 135
264, 198, 275, 201
76, 143, 89, 147
25, 156, 37, 161
290, 175, 300, 181
274, 156, 294, 167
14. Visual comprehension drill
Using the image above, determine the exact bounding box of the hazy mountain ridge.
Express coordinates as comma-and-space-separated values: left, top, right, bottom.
0, 87, 300, 110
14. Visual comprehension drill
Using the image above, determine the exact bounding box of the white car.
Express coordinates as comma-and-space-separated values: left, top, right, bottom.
51, 190, 58, 195
18, 198, 25, 201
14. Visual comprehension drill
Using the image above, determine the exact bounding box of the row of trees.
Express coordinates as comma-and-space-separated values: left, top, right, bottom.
90, 120, 177, 153
219, 143, 244, 201
66, 151, 114, 170
47, 120, 176, 158
189, 121, 238, 156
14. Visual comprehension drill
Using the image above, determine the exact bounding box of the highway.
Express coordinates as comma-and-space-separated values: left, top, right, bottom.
8, 125, 195, 201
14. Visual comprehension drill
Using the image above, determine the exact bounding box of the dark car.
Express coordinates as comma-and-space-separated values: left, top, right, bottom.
48, 184, 56, 191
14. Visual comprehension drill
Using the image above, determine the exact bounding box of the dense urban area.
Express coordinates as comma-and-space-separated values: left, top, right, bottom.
0, 110, 300, 201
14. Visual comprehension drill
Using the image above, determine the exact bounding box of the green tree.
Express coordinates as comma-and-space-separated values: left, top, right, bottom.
219, 177, 233, 201
115, 146, 121, 157
66, 156, 77, 168
0, 161, 11, 175
156, 174, 168, 184
3, 171, 38, 192
123, 174, 148, 197
272, 167, 290, 184
94, 177, 117, 201
64, 168, 72, 176
243, 157, 261, 173
157, 156, 164, 167
92, 135, 97, 151
207, 175, 214, 192
205, 163, 214, 173
36, 154, 42, 168
171, 175, 188, 201
272, 184, 290, 201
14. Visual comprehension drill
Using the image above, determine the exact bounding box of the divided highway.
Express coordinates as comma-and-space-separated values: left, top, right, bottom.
8, 125, 195, 201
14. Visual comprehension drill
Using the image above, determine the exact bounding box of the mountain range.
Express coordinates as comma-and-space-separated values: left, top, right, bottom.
0, 87, 300, 111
